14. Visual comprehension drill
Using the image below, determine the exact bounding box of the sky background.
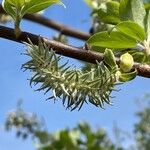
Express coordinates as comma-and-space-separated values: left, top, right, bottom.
0, 0, 150, 149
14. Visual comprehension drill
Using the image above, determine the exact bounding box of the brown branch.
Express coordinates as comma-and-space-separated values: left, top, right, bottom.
0, 25, 150, 78
0, 5, 90, 41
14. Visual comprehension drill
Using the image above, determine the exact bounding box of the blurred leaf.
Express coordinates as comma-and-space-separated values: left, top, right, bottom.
35, 131, 50, 143
119, 0, 146, 28
98, 1, 121, 24
134, 96, 150, 149
144, 0, 150, 10
78, 122, 91, 136
84, 0, 96, 9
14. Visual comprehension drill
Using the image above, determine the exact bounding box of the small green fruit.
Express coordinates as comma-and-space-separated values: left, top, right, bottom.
120, 53, 134, 72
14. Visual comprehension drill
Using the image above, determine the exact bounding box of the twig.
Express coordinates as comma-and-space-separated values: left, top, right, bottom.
0, 25, 150, 78
0, 5, 90, 41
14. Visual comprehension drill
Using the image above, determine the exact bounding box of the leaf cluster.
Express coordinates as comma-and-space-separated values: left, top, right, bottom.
5, 104, 122, 150
36, 123, 122, 150
6, 96, 150, 150
86, 0, 150, 64
2, 0, 64, 36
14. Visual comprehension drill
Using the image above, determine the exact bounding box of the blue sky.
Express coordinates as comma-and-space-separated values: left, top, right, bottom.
0, 0, 150, 149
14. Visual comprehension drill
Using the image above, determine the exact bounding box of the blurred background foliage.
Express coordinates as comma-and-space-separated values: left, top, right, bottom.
4, 94, 150, 150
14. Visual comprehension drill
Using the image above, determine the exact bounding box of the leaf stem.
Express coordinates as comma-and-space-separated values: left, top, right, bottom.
14, 8, 21, 37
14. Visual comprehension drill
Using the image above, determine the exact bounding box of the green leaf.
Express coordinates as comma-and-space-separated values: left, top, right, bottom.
115, 21, 146, 41
87, 31, 137, 49
21, 0, 63, 15
119, 0, 146, 28
118, 70, 137, 82
90, 46, 106, 53
104, 49, 117, 69
6, 0, 25, 7
98, 1, 121, 24
2, 0, 16, 19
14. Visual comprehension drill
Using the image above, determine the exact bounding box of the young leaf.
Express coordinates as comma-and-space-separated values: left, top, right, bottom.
104, 49, 117, 69
2, 0, 16, 20
21, 0, 64, 16
118, 70, 137, 82
87, 31, 137, 49
119, 0, 146, 28
2, 0, 64, 37
6, 0, 25, 7
115, 21, 146, 41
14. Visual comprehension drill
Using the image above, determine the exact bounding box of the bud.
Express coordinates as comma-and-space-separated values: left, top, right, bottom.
120, 53, 134, 72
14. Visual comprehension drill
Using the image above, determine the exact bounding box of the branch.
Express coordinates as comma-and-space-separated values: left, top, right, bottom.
0, 25, 150, 78
0, 5, 90, 41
